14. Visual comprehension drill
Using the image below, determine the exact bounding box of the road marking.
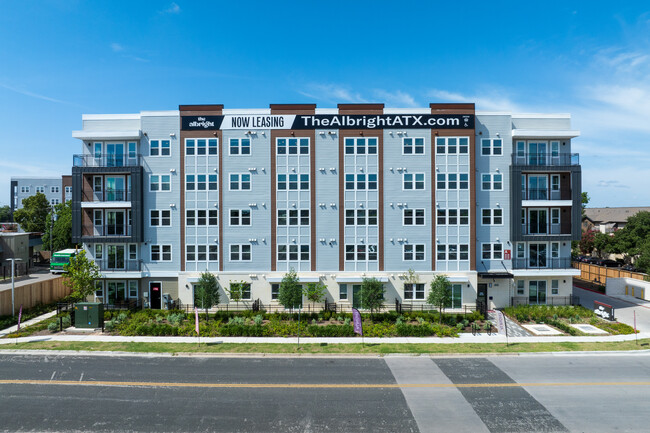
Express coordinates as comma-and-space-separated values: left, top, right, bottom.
49, 371, 56, 381
1, 380, 650, 389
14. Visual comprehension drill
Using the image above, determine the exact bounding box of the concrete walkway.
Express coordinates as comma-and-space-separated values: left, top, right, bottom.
487, 311, 530, 337
0, 310, 58, 338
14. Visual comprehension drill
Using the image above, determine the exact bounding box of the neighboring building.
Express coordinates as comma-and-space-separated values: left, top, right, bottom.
70, 104, 582, 310
9, 175, 72, 217
583, 207, 650, 233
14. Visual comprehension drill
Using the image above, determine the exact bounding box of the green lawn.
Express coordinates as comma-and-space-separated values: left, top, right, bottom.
1, 339, 648, 355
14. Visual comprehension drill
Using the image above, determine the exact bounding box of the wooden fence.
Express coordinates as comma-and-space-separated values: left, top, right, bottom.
0, 277, 69, 316
572, 262, 647, 285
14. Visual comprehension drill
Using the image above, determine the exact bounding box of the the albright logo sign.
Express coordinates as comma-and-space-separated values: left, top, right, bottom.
182, 114, 474, 131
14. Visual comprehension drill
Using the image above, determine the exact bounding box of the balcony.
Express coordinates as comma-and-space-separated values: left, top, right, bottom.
522, 188, 565, 201
82, 224, 132, 237
512, 152, 579, 166
512, 258, 573, 270
95, 259, 141, 272
520, 224, 570, 236
83, 189, 131, 202
73, 153, 141, 168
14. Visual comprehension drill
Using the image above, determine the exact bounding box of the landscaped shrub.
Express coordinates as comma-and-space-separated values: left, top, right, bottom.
47, 322, 59, 332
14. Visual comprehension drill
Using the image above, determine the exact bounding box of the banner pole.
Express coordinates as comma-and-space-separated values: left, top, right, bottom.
634, 311, 638, 345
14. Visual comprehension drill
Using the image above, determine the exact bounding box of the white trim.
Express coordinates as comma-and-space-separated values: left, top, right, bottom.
511, 113, 571, 119
267, 276, 321, 283
512, 129, 580, 138
335, 276, 389, 283
140, 110, 179, 117
222, 108, 271, 115
82, 114, 141, 120
522, 200, 572, 207
512, 269, 580, 277
383, 108, 431, 114
140, 271, 180, 278
315, 108, 338, 114
72, 130, 142, 140
447, 276, 471, 283
81, 202, 131, 209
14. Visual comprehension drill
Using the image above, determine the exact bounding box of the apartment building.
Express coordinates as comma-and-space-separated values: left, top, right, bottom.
70, 104, 581, 310
10, 175, 72, 215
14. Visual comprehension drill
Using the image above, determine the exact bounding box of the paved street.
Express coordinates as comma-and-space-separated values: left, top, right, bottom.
574, 285, 650, 331
1, 352, 650, 432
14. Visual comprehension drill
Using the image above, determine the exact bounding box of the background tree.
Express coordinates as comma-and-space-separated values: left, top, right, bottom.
593, 232, 613, 258
303, 281, 326, 312
578, 229, 596, 255
42, 201, 73, 252
427, 275, 452, 323
63, 249, 101, 301
360, 277, 385, 318
278, 268, 302, 312
13, 193, 50, 233
194, 271, 219, 320
227, 280, 246, 310
581, 191, 590, 216
0, 205, 11, 222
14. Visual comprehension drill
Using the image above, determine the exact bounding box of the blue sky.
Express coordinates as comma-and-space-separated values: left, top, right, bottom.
1, 1, 649, 208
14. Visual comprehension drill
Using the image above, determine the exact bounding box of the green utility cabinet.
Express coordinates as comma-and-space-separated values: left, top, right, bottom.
74, 303, 104, 328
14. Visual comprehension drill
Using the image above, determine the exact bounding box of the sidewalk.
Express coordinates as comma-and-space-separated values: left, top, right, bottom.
0, 310, 58, 338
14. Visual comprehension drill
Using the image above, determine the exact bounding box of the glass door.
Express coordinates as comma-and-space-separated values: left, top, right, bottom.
528, 175, 548, 200
550, 141, 560, 165
352, 284, 362, 309
107, 281, 126, 304
106, 210, 125, 235
529, 281, 547, 304
528, 141, 547, 165
529, 244, 547, 268
107, 245, 125, 270
105, 176, 125, 201
106, 143, 124, 167
529, 209, 548, 234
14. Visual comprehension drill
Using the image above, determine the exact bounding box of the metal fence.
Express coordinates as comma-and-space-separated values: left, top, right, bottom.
73, 153, 141, 167
510, 295, 579, 307
512, 152, 579, 166
512, 258, 573, 270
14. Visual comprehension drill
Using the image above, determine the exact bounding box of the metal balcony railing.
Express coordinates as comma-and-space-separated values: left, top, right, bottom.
520, 224, 568, 236
82, 224, 132, 237
512, 257, 573, 269
95, 259, 141, 272
522, 188, 563, 201
82, 189, 131, 202
73, 153, 141, 167
512, 152, 579, 166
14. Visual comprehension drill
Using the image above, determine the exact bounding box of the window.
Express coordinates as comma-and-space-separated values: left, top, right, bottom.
230, 244, 251, 261
437, 244, 469, 261
403, 208, 425, 225
346, 209, 378, 226
436, 137, 469, 154
481, 209, 503, 225
277, 174, 309, 190
128, 244, 137, 260
437, 209, 469, 225
403, 244, 425, 261
551, 279, 559, 295
403, 137, 425, 155
516, 242, 526, 259
445, 284, 462, 309
271, 283, 280, 300
551, 208, 560, 225
150, 140, 170, 157
230, 209, 252, 226
551, 242, 560, 259
187, 174, 215, 191
151, 245, 172, 261
51, 186, 60, 193
482, 243, 503, 260
50, 199, 60, 205
551, 175, 560, 193
436, 174, 468, 190
65, 186, 72, 194
345, 137, 377, 155
517, 280, 525, 295
339, 284, 348, 300
481, 173, 503, 190
20, 186, 30, 193
186, 138, 217, 156
403, 173, 425, 190
277, 244, 310, 261
35, 186, 44, 193
150, 175, 171, 191
95, 244, 103, 260
229, 173, 251, 190
277, 138, 309, 155
278, 209, 309, 226
186, 245, 217, 262
344, 244, 378, 261
230, 138, 251, 155
186, 210, 218, 226
404, 283, 425, 300
94, 280, 104, 298
481, 138, 503, 156
128, 281, 138, 298
345, 173, 377, 190
150, 210, 171, 226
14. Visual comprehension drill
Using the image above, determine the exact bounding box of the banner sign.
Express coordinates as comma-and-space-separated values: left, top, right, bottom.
495, 310, 507, 335
182, 114, 474, 131
594, 301, 615, 321
194, 307, 200, 335
17, 305, 23, 331
352, 308, 363, 336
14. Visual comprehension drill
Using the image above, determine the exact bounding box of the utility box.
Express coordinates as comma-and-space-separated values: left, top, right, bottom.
74, 303, 104, 329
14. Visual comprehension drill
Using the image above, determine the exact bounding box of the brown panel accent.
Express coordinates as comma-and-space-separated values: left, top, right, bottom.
179, 107, 224, 272
338, 104, 384, 114
82, 175, 93, 202
429, 103, 476, 115
431, 105, 476, 271
270, 129, 317, 271
560, 206, 572, 234
270, 104, 316, 114
179, 105, 224, 112
61, 175, 72, 203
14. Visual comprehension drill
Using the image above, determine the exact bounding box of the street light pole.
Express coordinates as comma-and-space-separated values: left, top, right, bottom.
5, 258, 22, 317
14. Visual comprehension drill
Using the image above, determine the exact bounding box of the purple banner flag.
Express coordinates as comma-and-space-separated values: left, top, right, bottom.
17, 305, 23, 331
194, 307, 200, 336
352, 308, 363, 336
495, 310, 507, 335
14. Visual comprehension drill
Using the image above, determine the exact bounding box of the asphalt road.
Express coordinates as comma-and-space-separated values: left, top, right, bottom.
573, 285, 650, 331
1, 353, 650, 432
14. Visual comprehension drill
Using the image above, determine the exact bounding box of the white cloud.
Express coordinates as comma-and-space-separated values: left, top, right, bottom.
161, 2, 181, 14
0, 82, 69, 104
110, 42, 124, 52
427, 89, 521, 112
372, 89, 418, 107
298, 83, 368, 104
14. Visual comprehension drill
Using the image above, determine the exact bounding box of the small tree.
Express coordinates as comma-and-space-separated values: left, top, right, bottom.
42, 201, 73, 252
0, 205, 11, 222
227, 280, 246, 310
194, 271, 219, 320
63, 249, 102, 301
278, 268, 302, 312
303, 282, 326, 312
13, 192, 50, 233
428, 275, 452, 323
360, 277, 385, 318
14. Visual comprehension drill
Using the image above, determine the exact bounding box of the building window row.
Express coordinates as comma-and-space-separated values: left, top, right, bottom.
278, 244, 310, 261
403, 137, 425, 155
229, 173, 251, 190
186, 138, 218, 156
230, 138, 251, 155
403, 244, 425, 261
404, 173, 425, 190
278, 138, 309, 155
481, 138, 503, 156
404, 208, 425, 226
481, 243, 503, 260
437, 244, 469, 261
150, 175, 171, 192
437, 209, 469, 225
346, 209, 378, 226
150, 210, 171, 226
345, 244, 378, 261
230, 244, 252, 261
345, 174, 377, 190
481, 208, 503, 225
186, 210, 218, 226
436, 137, 469, 154
345, 137, 377, 155
186, 245, 218, 261
186, 175, 218, 191
278, 174, 309, 190
481, 173, 503, 190
278, 209, 309, 226
150, 140, 171, 157
437, 173, 469, 190
230, 209, 251, 226
151, 244, 172, 261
